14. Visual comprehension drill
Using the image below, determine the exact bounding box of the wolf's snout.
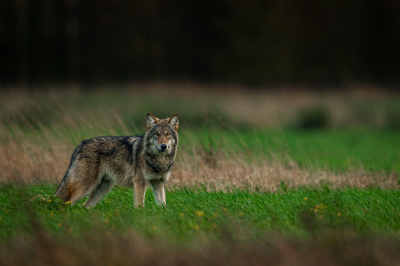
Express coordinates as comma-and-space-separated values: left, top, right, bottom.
160, 144, 168, 151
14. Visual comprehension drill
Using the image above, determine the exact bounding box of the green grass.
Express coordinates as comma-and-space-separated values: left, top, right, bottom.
178, 127, 400, 174
2, 184, 400, 241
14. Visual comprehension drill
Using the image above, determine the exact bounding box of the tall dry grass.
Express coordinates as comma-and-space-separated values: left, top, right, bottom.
1, 84, 398, 189
0, 137, 398, 190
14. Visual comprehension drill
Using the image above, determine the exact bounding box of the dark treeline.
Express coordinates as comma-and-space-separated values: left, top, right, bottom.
1, 0, 400, 87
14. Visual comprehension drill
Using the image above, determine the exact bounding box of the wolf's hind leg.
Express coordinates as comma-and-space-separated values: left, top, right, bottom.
84, 174, 114, 208
151, 181, 166, 206
66, 181, 97, 205
62, 161, 102, 205
58, 175, 98, 204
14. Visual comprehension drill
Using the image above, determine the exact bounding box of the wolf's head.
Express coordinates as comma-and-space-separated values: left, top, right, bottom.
146, 113, 179, 153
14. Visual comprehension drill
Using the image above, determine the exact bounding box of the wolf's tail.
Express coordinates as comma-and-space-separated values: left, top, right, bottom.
55, 175, 71, 201
55, 144, 82, 202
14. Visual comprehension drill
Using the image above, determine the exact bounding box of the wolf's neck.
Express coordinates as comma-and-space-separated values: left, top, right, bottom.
144, 150, 176, 173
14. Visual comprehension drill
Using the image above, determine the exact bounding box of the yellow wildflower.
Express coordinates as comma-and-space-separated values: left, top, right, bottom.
195, 211, 205, 217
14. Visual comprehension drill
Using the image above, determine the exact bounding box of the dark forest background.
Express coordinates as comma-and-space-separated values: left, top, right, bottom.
1, 0, 400, 87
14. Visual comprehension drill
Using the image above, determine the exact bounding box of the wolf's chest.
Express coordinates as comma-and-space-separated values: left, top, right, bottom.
144, 172, 171, 182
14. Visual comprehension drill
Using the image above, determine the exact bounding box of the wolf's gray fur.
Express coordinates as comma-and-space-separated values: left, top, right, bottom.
55, 113, 179, 208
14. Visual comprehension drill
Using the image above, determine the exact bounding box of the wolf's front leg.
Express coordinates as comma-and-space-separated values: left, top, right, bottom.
134, 179, 147, 208
151, 181, 166, 206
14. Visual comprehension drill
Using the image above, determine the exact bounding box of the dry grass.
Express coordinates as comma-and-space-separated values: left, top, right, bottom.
1, 136, 398, 191
1, 84, 399, 189
173, 152, 399, 191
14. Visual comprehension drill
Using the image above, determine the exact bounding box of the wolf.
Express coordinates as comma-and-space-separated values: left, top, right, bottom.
55, 113, 179, 208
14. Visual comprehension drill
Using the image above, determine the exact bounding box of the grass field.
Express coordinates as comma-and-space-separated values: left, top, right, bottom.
2, 184, 400, 239
1, 85, 400, 265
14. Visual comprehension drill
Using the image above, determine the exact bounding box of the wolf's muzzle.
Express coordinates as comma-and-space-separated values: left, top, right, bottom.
159, 144, 168, 151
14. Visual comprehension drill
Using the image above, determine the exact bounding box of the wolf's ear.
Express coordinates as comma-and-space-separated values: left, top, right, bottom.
147, 112, 159, 129
168, 114, 179, 131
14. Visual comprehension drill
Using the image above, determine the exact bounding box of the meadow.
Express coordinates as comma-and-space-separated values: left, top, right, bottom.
0, 84, 400, 265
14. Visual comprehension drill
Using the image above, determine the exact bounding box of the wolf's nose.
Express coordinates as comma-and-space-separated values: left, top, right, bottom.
160, 144, 168, 150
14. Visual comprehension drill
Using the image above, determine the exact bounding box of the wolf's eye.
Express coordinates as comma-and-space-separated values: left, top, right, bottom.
165, 132, 170, 136
154, 132, 159, 137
